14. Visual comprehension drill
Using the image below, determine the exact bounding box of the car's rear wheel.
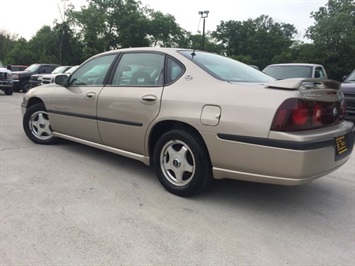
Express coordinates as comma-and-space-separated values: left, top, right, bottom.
21, 81, 31, 92
153, 129, 212, 197
23, 103, 57, 144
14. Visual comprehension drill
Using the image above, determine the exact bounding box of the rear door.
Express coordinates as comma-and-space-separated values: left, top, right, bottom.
97, 52, 165, 155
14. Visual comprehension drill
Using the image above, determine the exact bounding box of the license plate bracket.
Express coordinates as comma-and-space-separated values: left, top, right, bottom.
335, 135, 348, 160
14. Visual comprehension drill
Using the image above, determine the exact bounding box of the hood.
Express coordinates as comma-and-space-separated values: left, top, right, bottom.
0, 67, 11, 73
341, 82, 355, 94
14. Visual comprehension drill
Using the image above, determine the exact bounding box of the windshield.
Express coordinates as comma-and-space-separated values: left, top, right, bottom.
25, 64, 40, 72
263, 65, 312, 79
179, 50, 274, 83
52, 66, 70, 74
345, 70, 355, 82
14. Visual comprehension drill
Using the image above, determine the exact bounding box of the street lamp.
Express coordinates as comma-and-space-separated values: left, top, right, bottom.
198, 10, 209, 50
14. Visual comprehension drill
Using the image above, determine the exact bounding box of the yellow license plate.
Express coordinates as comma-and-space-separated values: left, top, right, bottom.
335, 135, 348, 156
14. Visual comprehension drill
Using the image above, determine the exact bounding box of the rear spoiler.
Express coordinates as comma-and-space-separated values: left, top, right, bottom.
265, 78, 341, 90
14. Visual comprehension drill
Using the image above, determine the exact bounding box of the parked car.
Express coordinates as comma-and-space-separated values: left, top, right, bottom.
0, 66, 13, 95
30, 65, 70, 88
41, 65, 79, 85
21, 47, 354, 197
263, 63, 328, 80
341, 69, 355, 122
12, 63, 59, 92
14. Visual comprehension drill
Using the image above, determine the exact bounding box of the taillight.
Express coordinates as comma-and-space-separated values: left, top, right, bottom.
271, 98, 345, 131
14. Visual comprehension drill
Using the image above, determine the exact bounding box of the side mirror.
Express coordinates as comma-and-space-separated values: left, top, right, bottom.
342, 75, 347, 82
55, 74, 69, 86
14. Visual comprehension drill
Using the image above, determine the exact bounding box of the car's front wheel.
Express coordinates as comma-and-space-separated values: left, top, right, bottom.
153, 129, 212, 197
23, 103, 57, 144
3, 87, 13, 95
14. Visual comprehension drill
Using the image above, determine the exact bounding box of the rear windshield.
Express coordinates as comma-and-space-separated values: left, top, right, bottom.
179, 50, 274, 83
263, 65, 312, 79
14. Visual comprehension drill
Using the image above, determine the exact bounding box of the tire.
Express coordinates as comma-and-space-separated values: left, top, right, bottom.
23, 103, 57, 145
3, 87, 13, 95
21, 81, 31, 92
153, 129, 212, 197
13, 86, 20, 92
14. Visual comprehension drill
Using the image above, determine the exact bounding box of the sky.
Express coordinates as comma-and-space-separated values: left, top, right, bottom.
0, 0, 329, 41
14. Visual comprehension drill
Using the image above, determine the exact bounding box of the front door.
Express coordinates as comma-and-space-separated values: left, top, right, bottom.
49, 54, 117, 143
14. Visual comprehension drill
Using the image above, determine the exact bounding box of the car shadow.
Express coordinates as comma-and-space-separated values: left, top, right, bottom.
55, 139, 342, 215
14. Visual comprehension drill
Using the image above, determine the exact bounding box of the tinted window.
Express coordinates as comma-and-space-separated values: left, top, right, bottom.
179, 50, 274, 83
70, 55, 116, 86
263, 65, 313, 79
315, 67, 325, 78
112, 53, 164, 86
166, 57, 184, 84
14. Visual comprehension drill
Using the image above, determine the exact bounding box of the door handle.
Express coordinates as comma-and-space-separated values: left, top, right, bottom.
86, 92, 96, 100
142, 95, 157, 102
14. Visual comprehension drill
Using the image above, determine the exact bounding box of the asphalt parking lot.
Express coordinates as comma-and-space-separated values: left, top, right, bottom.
1, 92, 354, 265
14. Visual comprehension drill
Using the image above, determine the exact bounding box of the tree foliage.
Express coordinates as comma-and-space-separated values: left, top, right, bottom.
0, 30, 19, 65
0, 0, 353, 80
212, 15, 297, 69
304, 0, 355, 79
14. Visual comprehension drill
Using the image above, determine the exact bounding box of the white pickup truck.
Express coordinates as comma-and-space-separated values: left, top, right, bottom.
262, 63, 328, 80
0, 63, 13, 95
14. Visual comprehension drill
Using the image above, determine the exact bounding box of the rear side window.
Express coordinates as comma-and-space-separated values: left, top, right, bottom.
166, 57, 184, 84
315, 67, 326, 78
112, 53, 164, 86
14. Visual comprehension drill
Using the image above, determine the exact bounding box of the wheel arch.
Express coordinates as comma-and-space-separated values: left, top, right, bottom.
26, 97, 45, 110
148, 120, 211, 164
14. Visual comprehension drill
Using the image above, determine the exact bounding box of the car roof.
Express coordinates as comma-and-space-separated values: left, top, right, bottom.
91, 47, 190, 58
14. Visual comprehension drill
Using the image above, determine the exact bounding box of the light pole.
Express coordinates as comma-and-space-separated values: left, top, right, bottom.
198, 10, 209, 50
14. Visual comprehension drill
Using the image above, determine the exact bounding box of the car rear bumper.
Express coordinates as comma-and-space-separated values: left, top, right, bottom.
204, 121, 354, 185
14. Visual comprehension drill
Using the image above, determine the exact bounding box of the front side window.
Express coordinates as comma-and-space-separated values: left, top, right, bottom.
112, 53, 164, 86
40, 66, 54, 74
70, 54, 116, 86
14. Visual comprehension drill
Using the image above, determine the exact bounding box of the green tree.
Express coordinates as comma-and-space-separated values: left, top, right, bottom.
146, 10, 184, 47
176, 31, 223, 54
27, 26, 59, 63
5, 38, 32, 65
212, 15, 297, 69
0, 30, 18, 64
53, 21, 84, 65
66, 0, 150, 59
305, 0, 355, 80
